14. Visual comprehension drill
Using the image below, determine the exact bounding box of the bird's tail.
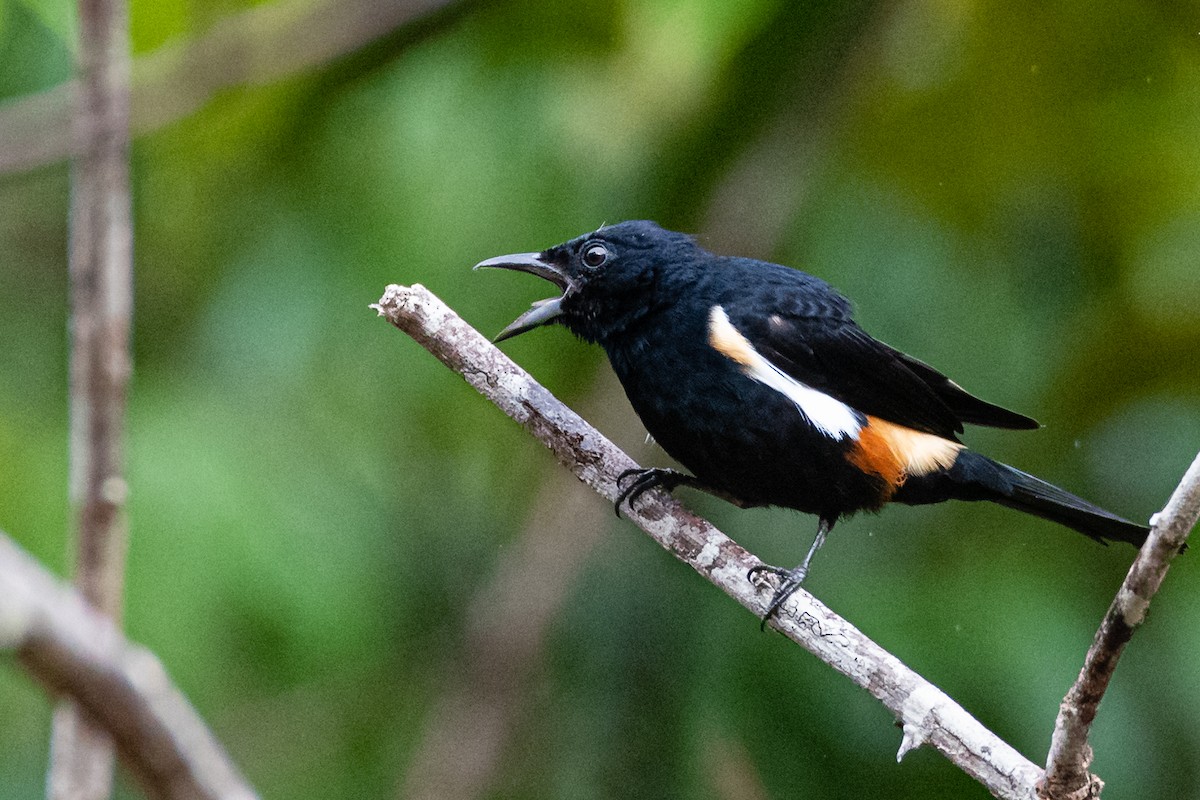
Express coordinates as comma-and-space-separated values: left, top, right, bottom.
897, 450, 1149, 548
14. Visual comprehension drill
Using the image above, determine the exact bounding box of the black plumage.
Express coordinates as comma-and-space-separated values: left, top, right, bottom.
475, 220, 1148, 623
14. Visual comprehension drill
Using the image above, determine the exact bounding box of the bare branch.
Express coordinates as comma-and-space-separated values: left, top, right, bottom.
0, 530, 259, 800
1041, 452, 1200, 799
50, 0, 135, 795
0, 0, 466, 176
372, 284, 1045, 800
68, 0, 133, 620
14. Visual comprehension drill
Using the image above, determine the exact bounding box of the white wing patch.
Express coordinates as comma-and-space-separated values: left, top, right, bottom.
707, 305, 862, 440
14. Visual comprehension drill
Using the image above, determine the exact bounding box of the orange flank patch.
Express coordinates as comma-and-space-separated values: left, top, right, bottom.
846, 416, 964, 490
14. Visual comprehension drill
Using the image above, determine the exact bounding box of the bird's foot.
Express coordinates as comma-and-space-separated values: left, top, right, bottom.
614, 468, 690, 517
747, 563, 810, 631
747, 518, 831, 631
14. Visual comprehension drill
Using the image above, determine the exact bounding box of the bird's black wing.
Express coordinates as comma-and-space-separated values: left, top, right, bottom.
718, 267, 1035, 438
878, 346, 1038, 430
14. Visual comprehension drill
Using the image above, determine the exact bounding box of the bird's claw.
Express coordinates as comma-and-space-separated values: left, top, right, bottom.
748, 563, 810, 631
614, 468, 676, 517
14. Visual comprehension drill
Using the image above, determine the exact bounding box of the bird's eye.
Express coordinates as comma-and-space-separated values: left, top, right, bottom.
582, 242, 610, 268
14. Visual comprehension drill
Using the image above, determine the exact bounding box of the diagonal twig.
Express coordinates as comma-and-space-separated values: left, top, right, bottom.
373, 283, 1045, 800
0, 529, 259, 800
1041, 452, 1200, 799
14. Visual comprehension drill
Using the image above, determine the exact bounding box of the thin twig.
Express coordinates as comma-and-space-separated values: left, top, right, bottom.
0, 530, 260, 800
50, 0, 135, 796
1041, 452, 1200, 799
373, 284, 1044, 800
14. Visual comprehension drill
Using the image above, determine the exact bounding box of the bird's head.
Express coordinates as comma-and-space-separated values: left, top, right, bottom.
474, 220, 699, 345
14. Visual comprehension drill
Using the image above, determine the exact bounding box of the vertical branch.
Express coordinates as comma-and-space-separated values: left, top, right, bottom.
1041, 452, 1200, 799
67, 0, 134, 622
48, 0, 134, 797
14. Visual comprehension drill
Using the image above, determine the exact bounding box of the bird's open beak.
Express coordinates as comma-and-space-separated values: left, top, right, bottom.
473, 252, 571, 342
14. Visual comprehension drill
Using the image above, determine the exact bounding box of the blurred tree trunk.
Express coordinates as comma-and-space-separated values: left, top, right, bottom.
47, 0, 134, 797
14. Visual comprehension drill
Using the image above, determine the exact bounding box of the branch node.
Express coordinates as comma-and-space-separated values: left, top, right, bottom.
896, 723, 927, 763
1038, 761, 1103, 800
896, 682, 943, 762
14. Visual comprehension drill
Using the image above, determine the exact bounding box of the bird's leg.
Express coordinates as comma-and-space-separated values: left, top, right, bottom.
748, 517, 834, 630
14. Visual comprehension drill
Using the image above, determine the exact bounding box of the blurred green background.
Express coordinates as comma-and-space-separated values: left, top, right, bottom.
2, 0, 1199, 797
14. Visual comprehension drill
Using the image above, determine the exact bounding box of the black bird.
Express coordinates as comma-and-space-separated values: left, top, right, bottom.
475, 220, 1148, 623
